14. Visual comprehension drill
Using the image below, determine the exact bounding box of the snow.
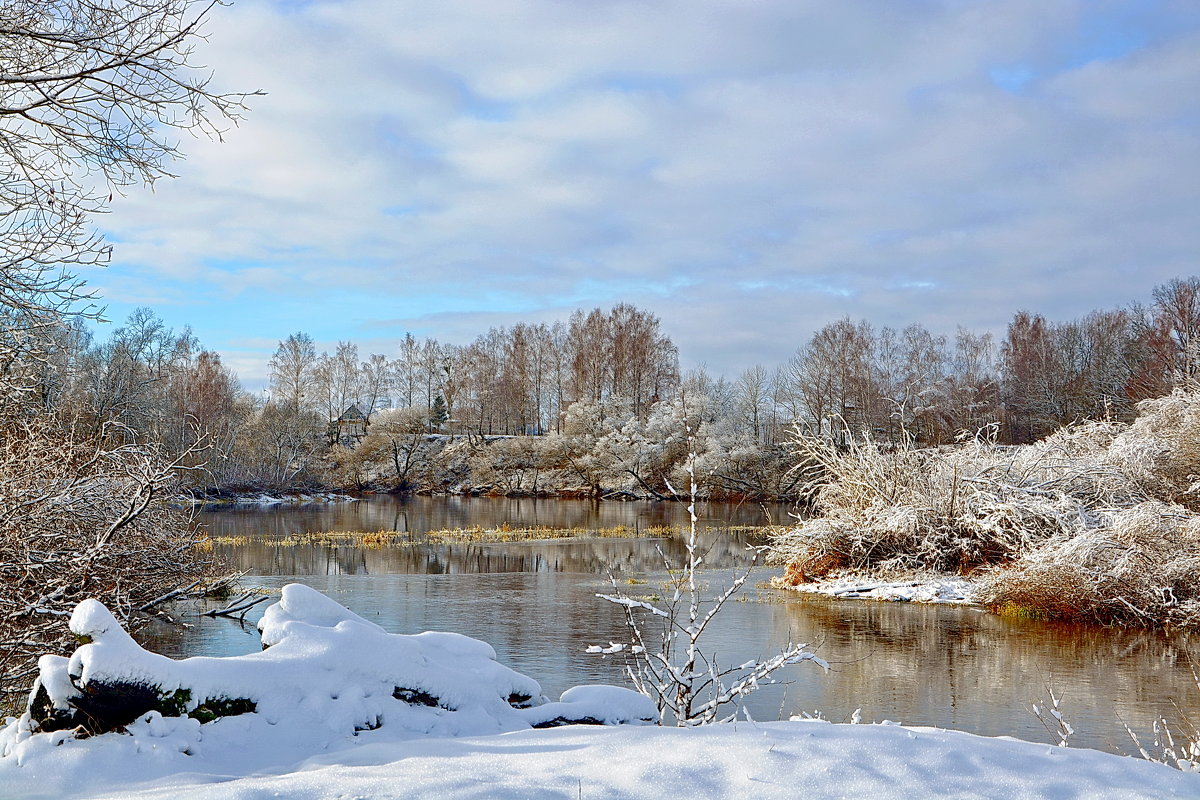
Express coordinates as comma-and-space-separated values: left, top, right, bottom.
779, 574, 976, 603
2, 715, 1197, 799
2, 585, 1197, 799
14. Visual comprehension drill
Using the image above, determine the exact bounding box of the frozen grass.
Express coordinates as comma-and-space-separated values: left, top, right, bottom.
769, 390, 1200, 628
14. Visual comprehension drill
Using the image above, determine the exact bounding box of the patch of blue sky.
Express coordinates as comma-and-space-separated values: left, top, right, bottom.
987, 3, 1196, 96
376, 125, 443, 162
988, 65, 1036, 94
440, 73, 517, 122
462, 96, 515, 122
381, 204, 427, 218
1060, 3, 1154, 70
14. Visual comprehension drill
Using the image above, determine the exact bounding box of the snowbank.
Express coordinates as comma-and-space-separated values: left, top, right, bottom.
1, 585, 654, 776
3, 716, 1197, 799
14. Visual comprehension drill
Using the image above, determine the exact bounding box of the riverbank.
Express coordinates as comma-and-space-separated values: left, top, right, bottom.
769, 389, 1200, 629
185, 490, 359, 508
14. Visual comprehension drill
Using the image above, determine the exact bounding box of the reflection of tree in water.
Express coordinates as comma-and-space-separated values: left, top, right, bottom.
762, 597, 1200, 754
213, 523, 766, 578
201, 496, 787, 541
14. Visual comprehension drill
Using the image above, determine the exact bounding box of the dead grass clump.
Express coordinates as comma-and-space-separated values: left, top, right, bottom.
771, 391, 1200, 628
978, 502, 1200, 627
769, 423, 1111, 583
1108, 390, 1200, 510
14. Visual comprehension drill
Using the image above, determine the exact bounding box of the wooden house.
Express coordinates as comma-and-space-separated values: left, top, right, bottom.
330, 404, 369, 446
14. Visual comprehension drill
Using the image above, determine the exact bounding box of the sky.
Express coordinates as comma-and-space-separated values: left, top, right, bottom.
87, 0, 1200, 390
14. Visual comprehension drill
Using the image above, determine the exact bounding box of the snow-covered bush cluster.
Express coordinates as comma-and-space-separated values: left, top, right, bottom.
770, 389, 1200, 627
0, 584, 656, 763
331, 395, 796, 500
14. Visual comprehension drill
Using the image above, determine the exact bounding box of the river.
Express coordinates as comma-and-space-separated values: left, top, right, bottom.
142, 495, 1200, 757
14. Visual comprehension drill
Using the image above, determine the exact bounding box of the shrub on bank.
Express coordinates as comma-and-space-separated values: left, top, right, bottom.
769, 389, 1200, 628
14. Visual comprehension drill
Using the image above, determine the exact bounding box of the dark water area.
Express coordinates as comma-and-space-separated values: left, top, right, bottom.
143, 496, 1200, 757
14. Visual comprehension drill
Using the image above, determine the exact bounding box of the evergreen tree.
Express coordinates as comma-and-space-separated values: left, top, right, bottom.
430, 394, 449, 431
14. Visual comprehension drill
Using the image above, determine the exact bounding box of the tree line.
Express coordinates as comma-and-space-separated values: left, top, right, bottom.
727, 277, 1199, 449
10, 276, 1196, 499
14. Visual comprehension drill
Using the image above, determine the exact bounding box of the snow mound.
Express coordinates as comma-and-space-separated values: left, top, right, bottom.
0, 584, 653, 778
783, 575, 976, 604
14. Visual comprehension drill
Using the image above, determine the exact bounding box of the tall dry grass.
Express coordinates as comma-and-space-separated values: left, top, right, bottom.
769, 390, 1200, 627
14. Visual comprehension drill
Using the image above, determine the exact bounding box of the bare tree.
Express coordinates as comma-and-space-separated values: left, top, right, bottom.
1152, 277, 1200, 382
358, 353, 391, 418
0, 0, 252, 708
0, 0, 257, 328
269, 333, 316, 413
734, 364, 771, 443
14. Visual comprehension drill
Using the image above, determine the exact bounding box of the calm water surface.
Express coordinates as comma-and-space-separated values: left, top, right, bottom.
144, 496, 1200, 756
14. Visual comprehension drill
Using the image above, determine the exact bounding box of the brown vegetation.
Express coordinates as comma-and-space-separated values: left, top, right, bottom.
769, 389, 1200, 628
0, 414, 222, 711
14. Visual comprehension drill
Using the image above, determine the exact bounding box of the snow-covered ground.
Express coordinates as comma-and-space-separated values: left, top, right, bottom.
775, 574, 976, 603
2, 584, 1196, 799
3, 715, 1197, 799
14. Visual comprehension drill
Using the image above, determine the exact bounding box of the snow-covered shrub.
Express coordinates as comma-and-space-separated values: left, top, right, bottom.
770, 423, 1121, 580
770, 391, 1200, 628
466, 436, 548, 495
1108, 390, 1200, 509
978, 502, 1200, 626
2, 584, 656, 752
0, 414, 218, 715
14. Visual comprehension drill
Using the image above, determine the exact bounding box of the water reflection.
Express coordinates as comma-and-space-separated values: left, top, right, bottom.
141, 497, 1200, 757
748, 597, 1200, 754
202, 495, 791, 540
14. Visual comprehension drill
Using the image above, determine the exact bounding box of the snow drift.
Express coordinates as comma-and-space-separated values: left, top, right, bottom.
1, 583, 655, 762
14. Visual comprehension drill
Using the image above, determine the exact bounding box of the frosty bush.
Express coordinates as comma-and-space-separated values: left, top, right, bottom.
597, 448, 827, 724
1108, 391, 1200, 510
0, 414, 220, 713
769, 390, 1200, 628
978, 502, 1200, 626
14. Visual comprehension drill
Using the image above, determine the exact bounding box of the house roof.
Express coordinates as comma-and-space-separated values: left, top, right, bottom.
337, 404, 367, 422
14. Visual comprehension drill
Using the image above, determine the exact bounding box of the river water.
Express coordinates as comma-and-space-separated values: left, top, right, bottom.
144, 496, 1200, 756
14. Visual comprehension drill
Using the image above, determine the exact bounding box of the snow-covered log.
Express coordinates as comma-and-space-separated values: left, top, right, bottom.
5, 584, 655, 746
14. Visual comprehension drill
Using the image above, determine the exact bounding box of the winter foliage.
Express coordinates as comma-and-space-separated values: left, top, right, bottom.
771, 389, 1200, 627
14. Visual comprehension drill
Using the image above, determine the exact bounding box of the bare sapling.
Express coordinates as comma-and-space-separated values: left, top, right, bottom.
1123, 665, 1200, 772
1030, 678, 1074, 747
593, 429, 827, 725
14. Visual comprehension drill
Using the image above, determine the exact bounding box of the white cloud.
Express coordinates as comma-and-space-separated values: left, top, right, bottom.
95, 0, 1200, 380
